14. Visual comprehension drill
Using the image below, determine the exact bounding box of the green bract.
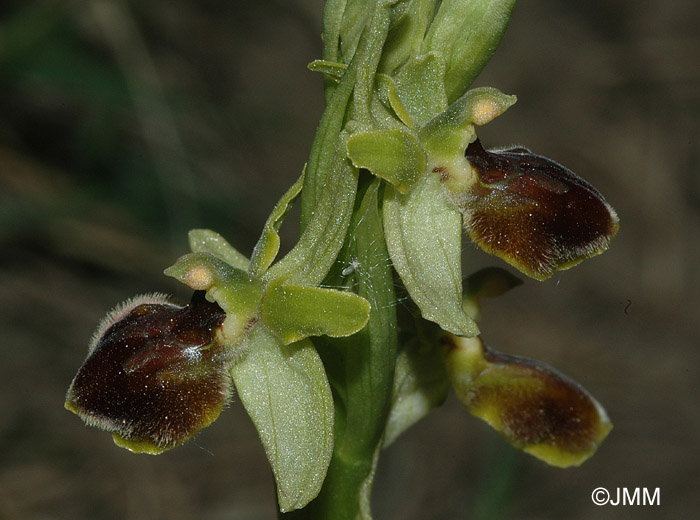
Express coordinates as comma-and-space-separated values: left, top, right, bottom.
384, 172, 477, 336
422, 0, 516, 103
392, 52, 448, 127
231, 327, 334, 512
308, 179, 398, 518
383, 335, 450, 448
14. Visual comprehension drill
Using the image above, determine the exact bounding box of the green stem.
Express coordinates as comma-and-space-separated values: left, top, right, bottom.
301, 0, 395, 230
299, 62, 357, 232
282, 3, 402, 517
285, 176, 398, 519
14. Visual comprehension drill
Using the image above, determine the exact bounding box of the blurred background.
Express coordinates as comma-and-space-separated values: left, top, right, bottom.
1, 1, 698, 519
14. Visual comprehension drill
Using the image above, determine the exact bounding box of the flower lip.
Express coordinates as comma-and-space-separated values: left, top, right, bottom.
87, 293, 174, 355
460, 138, 619, 280
467, 140, 587, 195
445, 334, 612, 467
65, 291, 230, 454
480, 345, 609, 452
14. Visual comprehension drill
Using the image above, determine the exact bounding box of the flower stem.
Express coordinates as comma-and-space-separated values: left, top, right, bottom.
284, 177, 398, 518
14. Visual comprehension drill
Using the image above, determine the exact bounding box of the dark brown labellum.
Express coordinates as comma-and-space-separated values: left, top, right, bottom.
461, 139, 619, 280
478, 345, 609, 455
445, 334, 612, 467
65, 292, 230, 454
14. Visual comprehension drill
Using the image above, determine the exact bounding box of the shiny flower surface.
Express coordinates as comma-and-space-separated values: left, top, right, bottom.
459, 138, 619, 280
65, 292, 230, 454
446, 334, 612, 467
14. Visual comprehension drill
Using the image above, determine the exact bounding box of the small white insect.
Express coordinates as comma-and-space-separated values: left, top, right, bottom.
341, 259, 361, 277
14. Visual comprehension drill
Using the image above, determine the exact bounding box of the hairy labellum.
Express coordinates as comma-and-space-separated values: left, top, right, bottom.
445, 334, 612, 467
458, 139, 619, 280
65, 292, 230, 454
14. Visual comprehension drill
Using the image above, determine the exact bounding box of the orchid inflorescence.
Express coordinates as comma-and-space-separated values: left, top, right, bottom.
66, 1, 619, 516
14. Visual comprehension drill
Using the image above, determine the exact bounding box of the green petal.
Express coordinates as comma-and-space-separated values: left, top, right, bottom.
383, 173, 478, 336
262, 278, 370, 345
375, 73, 414, 127
420, 87, 516, 176
249, 170, 305, 277
231, 325, 334, 512
346, 129, 426, 193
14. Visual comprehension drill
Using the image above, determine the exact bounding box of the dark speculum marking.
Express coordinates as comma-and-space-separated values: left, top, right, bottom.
479, 345, 605, 452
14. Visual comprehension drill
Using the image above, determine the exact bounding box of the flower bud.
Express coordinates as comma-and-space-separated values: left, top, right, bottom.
65, 292, 230, 454
459, 139, 619, 280
462, 267, 523, 321
445, 335, 612, 467
423, 0, 517, 102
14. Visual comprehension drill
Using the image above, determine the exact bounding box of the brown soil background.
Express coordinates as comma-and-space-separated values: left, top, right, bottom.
1, 1, 698, 519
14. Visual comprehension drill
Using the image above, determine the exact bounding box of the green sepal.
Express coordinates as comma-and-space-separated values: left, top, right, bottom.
346, 129, 426, 193
383, 336, 450, 448
383, 173, 479, 337
422, 0, 516, 103
163, 252, 263, 348
230, 325, 334, 512
308, 59, 348, 83
249, 170, 305, 277
392, 52, 448, 127
262, 277, 370, 345
188, 229, 250, 270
